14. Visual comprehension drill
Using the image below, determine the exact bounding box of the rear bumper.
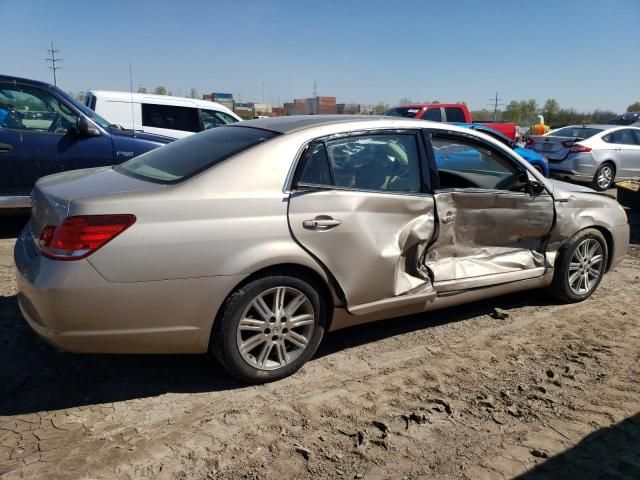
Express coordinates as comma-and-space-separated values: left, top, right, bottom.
0, 195, 31, 209
14, 222, 245, 354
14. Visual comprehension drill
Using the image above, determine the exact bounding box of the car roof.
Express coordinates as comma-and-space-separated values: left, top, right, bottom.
88, 90, 237, 113
389, 103, 463, 109
230, 115, 422, 133
0, 74, 55, 89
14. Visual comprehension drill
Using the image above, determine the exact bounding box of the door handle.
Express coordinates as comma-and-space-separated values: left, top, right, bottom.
302, 217, 342, 230
0, 143, 12, 153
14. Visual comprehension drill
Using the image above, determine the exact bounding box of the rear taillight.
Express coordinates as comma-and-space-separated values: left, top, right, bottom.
525, 138, 534, 146
38, 214, 136, 260
568, 144, 592, 153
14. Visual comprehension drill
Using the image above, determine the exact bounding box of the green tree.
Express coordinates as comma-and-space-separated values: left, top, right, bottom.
542, 98, 560, 124
137, 86, 147, 93
373, 102, 389, 115
188, 88, 198, 99
627, 101, 640, 112
153, 86, 167, 95
398, 98, 413, 106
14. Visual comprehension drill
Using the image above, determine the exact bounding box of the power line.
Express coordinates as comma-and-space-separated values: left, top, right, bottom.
45, 41, 63, 86
487, 92, 504, 121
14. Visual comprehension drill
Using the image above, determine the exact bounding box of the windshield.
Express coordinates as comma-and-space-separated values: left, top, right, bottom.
383, 107, 421, 118
115, 126, 279, 183
548, 127, 603, 139
55, 88, 112, 129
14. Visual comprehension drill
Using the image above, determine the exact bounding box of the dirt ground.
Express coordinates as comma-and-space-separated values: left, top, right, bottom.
0, 211, 639, 480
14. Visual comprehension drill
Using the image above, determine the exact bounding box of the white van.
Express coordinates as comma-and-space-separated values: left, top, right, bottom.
84, 91, 241, 139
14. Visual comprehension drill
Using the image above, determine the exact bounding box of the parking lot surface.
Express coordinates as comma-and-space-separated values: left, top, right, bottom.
1, 212, 639, 479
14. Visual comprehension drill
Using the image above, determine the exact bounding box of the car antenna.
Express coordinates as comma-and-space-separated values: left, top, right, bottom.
129, 62, 135, 132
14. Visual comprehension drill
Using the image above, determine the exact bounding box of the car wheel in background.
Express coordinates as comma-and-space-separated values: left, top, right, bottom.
592, 163, 615, 191
549, 228, 608, 303
211, 274, 326, 383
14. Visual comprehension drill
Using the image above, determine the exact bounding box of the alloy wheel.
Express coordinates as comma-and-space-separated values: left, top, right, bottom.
236, 286, 315, 370
597, 165, 613, 190
568, 238, 604, 295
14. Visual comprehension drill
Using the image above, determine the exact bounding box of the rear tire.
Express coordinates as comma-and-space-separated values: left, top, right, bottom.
211, 274, 326, 384
549, 228, 608, 303
592, 163, 615, 191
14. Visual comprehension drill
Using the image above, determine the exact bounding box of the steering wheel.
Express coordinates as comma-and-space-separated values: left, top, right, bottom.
47, 113, 61, 132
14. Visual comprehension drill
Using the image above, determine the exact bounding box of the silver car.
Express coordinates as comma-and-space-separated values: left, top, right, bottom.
15, 116, 630, 383
527, 124, 640, 190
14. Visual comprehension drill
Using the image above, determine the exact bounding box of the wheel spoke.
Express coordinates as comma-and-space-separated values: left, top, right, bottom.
286, 331, 309, 349
590, 254, 603, 266
252, 297, 273, 321
285, 293, 307, 317
239, 318, 267, 332
569, 269, 582, 287
276, 341, 289, 365
583, 272, 590, 291
289, 313, 314, 328
569, 261, 581, 272
257, 342, 273, 367
240, 334, 267, 355
272, 287, 287, 314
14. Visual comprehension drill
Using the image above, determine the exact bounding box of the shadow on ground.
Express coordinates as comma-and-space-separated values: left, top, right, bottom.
0, 212, 29, 240
0, 288, 556, 416
517, 413, 640, 479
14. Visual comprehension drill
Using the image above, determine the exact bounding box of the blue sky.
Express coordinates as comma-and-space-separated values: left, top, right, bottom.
1, 0, 638, 111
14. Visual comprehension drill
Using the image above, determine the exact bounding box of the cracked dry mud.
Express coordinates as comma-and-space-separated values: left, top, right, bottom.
1, 212, 639, 479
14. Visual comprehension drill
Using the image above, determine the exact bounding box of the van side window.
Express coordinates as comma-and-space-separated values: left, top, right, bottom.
142, 104, 199, 132
444, 107, 466, 123
201, 109, 238, 130
0, 83, 77, 133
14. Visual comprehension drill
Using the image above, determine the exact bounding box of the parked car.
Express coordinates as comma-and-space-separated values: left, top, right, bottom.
85, 91, 242, 139
526, 125, 640, 190
15, 116, 629, 383
454, 123, 549, 176
607, 111, 640, 127
0, 75, 174, 209
384, 103, 517, 139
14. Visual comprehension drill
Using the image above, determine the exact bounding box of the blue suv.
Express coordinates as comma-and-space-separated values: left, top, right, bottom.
0, 75, 173, 208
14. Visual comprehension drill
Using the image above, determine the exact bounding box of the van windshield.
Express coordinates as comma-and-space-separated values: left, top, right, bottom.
115, 126, 279, 183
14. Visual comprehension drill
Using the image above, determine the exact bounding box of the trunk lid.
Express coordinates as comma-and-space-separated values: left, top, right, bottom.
30, 166, 163, 237
527, 135, 578, 161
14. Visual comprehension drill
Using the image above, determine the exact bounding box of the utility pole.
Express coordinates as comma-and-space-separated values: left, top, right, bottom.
312, 80, 318, 115
487, 92, 504, 121
45, 41, 62, 86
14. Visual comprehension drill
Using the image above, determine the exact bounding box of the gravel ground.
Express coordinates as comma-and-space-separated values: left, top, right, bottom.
0, 211, 639, 479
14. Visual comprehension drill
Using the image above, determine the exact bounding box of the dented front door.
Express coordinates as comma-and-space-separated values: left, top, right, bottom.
425, 189, 554, 291
288, 189, 436, 310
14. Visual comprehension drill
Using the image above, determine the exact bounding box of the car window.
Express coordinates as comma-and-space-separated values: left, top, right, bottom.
444, 107, 466, 123
0, 83, 77, 133
327, 134, 421, 193
631, 130, 640, 145
142, 103, 200, 132
383, 107, 421, 118
549, 127, 602, 139
297, 143, 332, 186
116, 126, 278, 183
612, 129, 639, 146
422, 108, 442, 122
430, 135, 523, 191
201, 109, 239, 130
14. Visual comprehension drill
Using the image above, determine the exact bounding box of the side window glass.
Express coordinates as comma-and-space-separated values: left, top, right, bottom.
325, 134, 422, 193
201, 110, 239, 130
0, 84, 77, 133
444, 107, 466, 123
631, 130, 640, 145
297, 143, 332, 186
613, 129, 636, 145
215, 111, 238, 126
602, 133, 613, 143
141, 104, 200, 132
422, 108, 442, 122
431, 135, 522, 191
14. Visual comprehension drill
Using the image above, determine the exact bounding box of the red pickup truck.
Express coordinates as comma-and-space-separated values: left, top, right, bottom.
384, 103, 517, 140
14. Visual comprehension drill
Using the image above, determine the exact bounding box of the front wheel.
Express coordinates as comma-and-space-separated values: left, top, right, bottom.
211, 274, 326, 383
592, 163, 615, 191
549, 228, 608, 303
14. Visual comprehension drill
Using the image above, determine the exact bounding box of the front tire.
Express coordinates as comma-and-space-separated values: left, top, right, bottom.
592, 163, 615, 191
549, 228, 608, 303
211, 274, 326, 383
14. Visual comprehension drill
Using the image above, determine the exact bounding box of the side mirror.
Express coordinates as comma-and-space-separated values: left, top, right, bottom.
76, 116, 100, 136
529, 180, 546, 196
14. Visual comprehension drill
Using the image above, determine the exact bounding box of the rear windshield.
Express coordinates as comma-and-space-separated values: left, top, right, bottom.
115, 126, 278, 183
383, 107, 421, 118
549, 127, 602, 139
